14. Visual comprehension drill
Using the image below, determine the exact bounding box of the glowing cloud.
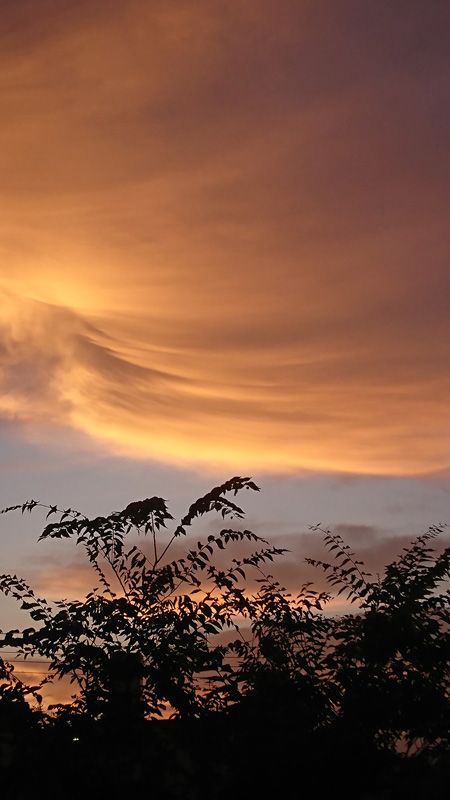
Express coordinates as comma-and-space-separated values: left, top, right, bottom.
0, 1, 449, 475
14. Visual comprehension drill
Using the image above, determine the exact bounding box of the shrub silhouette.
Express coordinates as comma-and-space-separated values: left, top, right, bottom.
1, 478, 285, 720
0, 477, 449, 797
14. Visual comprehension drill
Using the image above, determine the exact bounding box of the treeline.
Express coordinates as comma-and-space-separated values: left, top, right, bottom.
0, 477, 449, 799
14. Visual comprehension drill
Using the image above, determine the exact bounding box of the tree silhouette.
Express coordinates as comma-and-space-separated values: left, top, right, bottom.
0, 478, 449, 798
0, 478, 285, 720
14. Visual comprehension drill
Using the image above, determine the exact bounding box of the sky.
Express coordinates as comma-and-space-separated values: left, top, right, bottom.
0, 0, 449, 640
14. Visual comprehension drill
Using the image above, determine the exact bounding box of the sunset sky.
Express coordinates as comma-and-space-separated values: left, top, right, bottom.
0, 0, 449, 633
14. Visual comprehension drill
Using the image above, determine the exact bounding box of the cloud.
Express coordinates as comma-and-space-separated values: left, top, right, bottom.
0, 1, 449, 475
26, 517, 449, 607
31, 559, 98, 600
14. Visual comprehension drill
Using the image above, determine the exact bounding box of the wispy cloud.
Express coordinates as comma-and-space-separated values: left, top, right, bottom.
26, 520, 449, 607
0, 1, 449, 474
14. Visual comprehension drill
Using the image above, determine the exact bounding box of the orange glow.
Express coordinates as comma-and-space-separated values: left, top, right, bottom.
0, 1, 448, 476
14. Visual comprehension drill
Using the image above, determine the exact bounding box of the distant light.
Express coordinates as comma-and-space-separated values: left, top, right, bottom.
72, 737, 80, 742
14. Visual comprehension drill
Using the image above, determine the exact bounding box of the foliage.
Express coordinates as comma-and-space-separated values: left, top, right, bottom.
306, 524, 450, 753
0, 476, 449, 794
1, 477, 287, 720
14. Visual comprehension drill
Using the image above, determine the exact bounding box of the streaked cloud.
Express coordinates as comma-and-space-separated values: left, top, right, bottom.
28, 520, 450, 606
0, 0, 449, 475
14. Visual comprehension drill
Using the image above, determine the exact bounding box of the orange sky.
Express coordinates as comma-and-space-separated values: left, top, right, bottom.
1, 0, 449, 476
